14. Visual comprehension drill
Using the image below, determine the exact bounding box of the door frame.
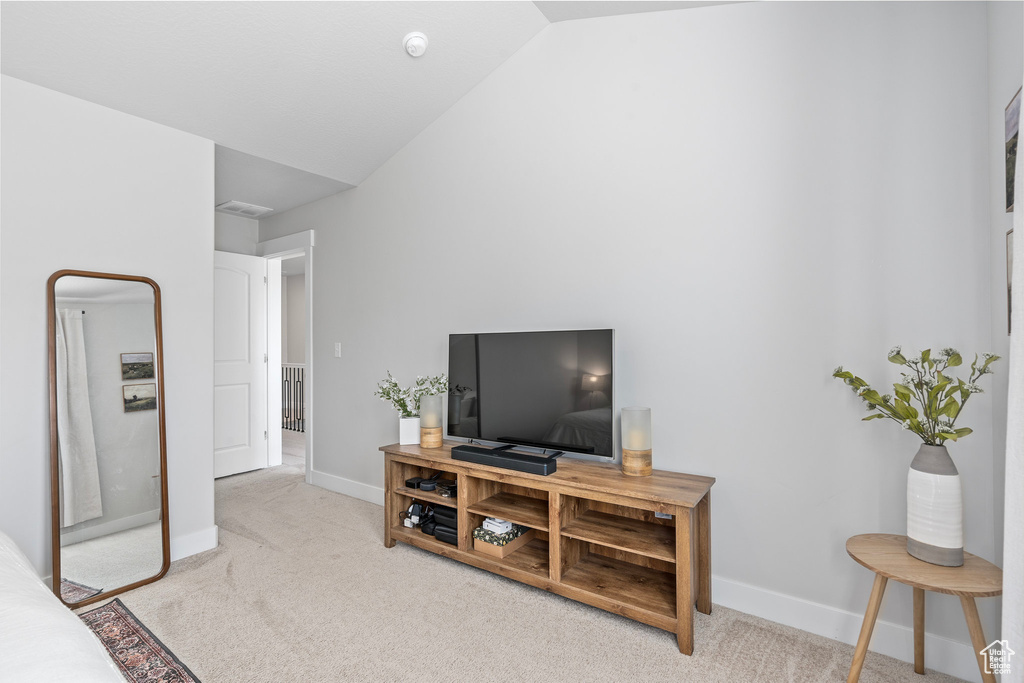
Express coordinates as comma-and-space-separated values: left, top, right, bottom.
259, 230, 315, 482
266, 257, 282, 468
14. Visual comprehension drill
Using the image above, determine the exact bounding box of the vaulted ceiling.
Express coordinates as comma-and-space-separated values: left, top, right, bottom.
1, 1, 735, 216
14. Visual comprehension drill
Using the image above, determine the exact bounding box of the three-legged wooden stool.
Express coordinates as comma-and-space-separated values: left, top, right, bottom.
845, 534, 1002, 683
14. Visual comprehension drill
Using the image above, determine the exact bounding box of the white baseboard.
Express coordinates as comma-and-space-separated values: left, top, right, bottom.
60, 508, 161, 547
309, 469, 385, 506
712, 575, 982, 683
170, 525, 218, 562
304, 471, 981, 681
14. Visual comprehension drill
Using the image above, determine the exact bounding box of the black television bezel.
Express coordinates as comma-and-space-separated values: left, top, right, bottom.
446, 328, 616, 462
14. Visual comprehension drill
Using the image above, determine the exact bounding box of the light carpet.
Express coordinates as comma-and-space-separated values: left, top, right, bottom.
281, 428, 305, 470
62, 522, 163, 594
93, 463, 967, 682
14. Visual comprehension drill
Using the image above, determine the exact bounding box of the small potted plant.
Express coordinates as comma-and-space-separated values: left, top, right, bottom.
374, 371, 448, 445
833, 347, 999, 566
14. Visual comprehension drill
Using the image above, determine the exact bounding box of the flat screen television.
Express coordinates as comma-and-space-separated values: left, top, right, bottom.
448, 329, 614, 459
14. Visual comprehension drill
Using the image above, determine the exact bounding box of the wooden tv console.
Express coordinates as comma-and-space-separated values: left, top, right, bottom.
381, 441, 715, 654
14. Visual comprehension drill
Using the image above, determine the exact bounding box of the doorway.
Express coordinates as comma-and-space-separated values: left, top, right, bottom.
259, 230, 315, 483
213, 230, 314, 482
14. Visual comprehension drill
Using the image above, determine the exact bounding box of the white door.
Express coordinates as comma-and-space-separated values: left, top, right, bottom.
214, 251, 268, 478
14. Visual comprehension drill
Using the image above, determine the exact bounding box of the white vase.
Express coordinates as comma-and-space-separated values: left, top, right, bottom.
906, 444, 964, 566
448, 395, 462, 426
399, 416, 420, 445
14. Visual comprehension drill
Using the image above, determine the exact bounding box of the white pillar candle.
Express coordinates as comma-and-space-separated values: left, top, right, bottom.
621, 408, 651, 451
419, 393, 443, 429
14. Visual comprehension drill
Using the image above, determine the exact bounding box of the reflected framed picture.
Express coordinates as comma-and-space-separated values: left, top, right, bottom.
123, 383, 157, 412
121, 352, 154, 380
1009, 229, 1014, 335
1007, 86, 1020, 212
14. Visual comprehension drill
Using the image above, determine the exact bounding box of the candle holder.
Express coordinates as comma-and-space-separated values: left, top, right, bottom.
621, 407, 652, 477
419, 393, 443, 448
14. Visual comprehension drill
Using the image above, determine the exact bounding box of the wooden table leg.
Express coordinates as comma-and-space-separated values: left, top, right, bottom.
960, 596, 996, 683
847, 573, 888, 683
696, 491, 712, 615
676, 506, 695, 655
913, 587, 925, 674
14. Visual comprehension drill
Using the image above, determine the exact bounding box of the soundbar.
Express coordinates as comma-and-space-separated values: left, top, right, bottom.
451, 444, 558, 475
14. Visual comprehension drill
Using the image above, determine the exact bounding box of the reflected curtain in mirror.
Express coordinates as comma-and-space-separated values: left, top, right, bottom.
48, 270, 170, 608
54, 309, 103, 527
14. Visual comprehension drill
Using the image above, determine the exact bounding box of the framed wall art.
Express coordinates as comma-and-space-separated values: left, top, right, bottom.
123, 383, 157, 412
121, 352, 155, 380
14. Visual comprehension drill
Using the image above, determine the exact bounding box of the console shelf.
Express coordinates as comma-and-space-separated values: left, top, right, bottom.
466, 491, 548, 530
470, 538, 550, 579
560, 552, 677, 630
381, 441, 714, 654
394, 486, 454, 507
390, 524, 451, 554
561, 509, 676, 563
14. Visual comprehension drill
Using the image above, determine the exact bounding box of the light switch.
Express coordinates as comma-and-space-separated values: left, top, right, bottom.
334, 342, 342, 357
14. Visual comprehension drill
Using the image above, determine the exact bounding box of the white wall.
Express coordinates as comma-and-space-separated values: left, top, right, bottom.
260, 4, 1002, 677
0, 75, 218, 576
214, 212, 259, 255
285, 274, 306, 364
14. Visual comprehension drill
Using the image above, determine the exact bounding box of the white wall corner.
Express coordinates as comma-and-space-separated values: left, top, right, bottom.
170, 525, 219, 562
309, 469, 385, 507
214, 212, 260, 255
712, 575, 983, 683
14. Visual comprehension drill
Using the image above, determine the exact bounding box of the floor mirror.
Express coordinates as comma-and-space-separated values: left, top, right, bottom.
47, 269, 170, 608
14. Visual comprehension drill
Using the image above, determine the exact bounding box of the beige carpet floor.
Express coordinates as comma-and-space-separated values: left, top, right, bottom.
84, 462, 968, 682
281, 429, 306, 471
62, 522, 163, 593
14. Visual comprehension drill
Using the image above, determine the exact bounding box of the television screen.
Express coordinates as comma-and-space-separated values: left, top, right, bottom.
448, 329, 613, 458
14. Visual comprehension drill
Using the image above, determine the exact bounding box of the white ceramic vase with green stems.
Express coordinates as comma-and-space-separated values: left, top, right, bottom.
833, 347, 999, 567
374, 371, 448, 446
906, 443, 962, 565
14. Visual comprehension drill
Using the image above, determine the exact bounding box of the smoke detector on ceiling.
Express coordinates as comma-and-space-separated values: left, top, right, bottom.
215, 200, 274, 219
403, 32, 428, 58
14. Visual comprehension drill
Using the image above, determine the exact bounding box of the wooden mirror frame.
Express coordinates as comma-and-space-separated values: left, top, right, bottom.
47, 269, 171, 608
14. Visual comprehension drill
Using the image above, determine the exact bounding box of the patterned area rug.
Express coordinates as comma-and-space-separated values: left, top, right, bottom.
61, 578, 102, 602
78, 599, 200, 682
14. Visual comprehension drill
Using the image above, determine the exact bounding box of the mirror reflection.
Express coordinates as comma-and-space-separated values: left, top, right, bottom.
50, 273, 168, 605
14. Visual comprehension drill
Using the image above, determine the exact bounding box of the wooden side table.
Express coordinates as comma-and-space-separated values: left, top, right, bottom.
846, 534, 1003, 683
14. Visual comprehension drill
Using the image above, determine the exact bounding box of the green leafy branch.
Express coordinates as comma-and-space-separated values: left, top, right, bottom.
374, 371, 449, 418
832, 347, 999, 446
